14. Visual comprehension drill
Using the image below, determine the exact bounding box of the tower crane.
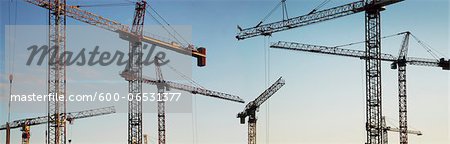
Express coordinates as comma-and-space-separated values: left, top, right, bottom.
270, 39, 449, 70
121, 57, 244, 144
236, 1, 404, 143
236, 0, 403, 40
237, 77, 285, 144
392, 32, 411, 144
126, 1, 146, 144
381, 116, 422, 144
155, 56, 167, 144
270, 38, 448, 144
24, 0, 207, 66
0, 106, 116, 144
46, 0, 67, 143
22, 1, 209, 144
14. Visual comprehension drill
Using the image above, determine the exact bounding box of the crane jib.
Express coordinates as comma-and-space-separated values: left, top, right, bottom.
24, 0, 207, 67
235, 0, 404, 40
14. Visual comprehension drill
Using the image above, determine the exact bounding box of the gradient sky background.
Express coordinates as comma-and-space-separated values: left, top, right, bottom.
0, 0, 449, 144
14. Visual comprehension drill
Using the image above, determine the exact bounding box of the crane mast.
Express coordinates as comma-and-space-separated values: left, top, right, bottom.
364, 1, 385, 142
126, 1, 146, 144
47, 0, 67, 144
121, 58, 243, 144
237, 77, 285, 144
155, 57, 167, 144
272, 34, 443, 144
270, 40, 448, 144
365, 5, 381, 144
395, 32, 410, 144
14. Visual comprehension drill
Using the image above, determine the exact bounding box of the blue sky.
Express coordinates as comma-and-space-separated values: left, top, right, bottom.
0, 0, 449, 144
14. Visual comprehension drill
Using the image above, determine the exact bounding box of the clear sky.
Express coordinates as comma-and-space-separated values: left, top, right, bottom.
0, 0, 449, 144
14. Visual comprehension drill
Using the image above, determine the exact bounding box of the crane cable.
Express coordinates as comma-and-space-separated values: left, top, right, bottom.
265, 36, 272, 144
281, 0, 289, 21
334, 32, 408, 48
144, 9, 187, 48
256, 0, 287, 28
333, 32, 447, 60
122, 0, 136, 3
145, 3, 190, 46
142, 2, 199, 142
309, 0, 332, 14
7, 0, 18, 124
155, 59, 202, 144
410, 33, 447, 60
155, 57, 202, 143
7, 0, 12, 124
155, 58, 205, 89
262, 36, 271, 144
117, 1, 188, 48
147, 4, 190, 45
264, 37, 268, 144
155, 57, 201, 144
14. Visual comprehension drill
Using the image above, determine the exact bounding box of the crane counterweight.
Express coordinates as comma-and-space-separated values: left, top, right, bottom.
438, 58, 449, 70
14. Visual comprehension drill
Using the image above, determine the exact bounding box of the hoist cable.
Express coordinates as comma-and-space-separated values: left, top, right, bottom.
334, 32, 408, 48
410, 34, 446, 60
146, 3, 190, 46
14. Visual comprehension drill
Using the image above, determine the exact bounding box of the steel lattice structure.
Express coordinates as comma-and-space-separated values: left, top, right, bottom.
21, 0, 209, 143
0, 106, 116, 130
235, 1, 364, 40
271, 39, 449, 144
24, 0, 206, 66
237, 77, 285, 144
47, 0, 67, 143
381, 116, 422, 144
0, 107, 116, 144
126, 1, 146, 144
396, 33, 410, 144
235, 0, 404, 40
270, 41, 447, 68
121, 60, 244, 144
121, 71, 245, 103
364, 2, 383, 143
236, 1, 404, 143
155, 58, 167, 144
